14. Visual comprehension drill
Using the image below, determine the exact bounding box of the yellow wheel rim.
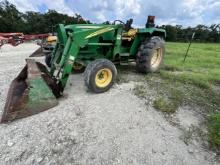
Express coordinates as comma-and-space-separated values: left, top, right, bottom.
151, 47, 163, 68
95, 68, 112, 88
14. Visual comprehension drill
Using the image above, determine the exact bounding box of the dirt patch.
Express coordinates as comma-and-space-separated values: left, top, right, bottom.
0, 44, 218, 165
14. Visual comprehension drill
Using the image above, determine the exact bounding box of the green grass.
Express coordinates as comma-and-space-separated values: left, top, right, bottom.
153, 98, 176, 113
153, 88, 183, 114
163, 42, 220, 88
208, 113, 220, 148
133, 85, 146, 98
159, 42, 220, 112
148, 42, 220, 149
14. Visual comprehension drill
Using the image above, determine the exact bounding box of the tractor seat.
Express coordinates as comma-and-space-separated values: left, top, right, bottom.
122, 29, 137, 41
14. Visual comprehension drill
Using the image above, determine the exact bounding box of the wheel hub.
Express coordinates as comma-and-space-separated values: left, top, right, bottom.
151, 47, 162, 68
95, 69, 112, 88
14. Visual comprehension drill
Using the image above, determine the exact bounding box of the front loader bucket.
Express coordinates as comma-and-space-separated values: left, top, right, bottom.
1, 59, 62, 123
30, 47, 44, 57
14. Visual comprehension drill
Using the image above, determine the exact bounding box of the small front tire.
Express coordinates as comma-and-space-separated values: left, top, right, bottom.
84, 59, 117, 93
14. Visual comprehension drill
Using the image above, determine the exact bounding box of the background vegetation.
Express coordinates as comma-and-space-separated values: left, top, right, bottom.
158, 25, 220, 43
160, 42, 220, 149
0, 0, 89, 34
130, 42, 220, 149
163, 42, 220, 88
0, 0, 219, 43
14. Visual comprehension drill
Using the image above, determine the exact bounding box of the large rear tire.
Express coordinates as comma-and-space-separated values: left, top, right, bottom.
84, 59, 117, 93
136, 36, 165, 73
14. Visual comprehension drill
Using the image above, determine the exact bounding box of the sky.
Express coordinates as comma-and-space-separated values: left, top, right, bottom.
7, 0, 220, 27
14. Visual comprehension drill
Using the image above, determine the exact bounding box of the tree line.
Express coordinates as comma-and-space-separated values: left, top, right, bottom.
0, 0, 89, 34
157, 24, 220, 43
0, 0, 219, 43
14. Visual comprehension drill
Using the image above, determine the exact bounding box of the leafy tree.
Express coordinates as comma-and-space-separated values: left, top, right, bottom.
0, 0, 219, 43
23, 11, 46, 33
0, 0, 25, 32
0, 0, 89, 33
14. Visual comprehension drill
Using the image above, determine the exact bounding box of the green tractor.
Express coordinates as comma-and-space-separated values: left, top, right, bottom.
1, 16, 166, 123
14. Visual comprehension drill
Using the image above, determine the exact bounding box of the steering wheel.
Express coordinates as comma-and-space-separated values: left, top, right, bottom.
113, 20, 125, 25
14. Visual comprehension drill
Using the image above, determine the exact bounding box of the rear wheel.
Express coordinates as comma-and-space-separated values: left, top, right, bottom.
136, 36, 165, 73
84, 59, 117, 93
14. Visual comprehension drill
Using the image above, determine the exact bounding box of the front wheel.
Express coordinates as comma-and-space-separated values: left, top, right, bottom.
84, 59, 117, 93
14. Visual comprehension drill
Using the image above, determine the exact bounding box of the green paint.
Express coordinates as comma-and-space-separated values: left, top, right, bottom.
49, 23, 166, 90
27, 78, 57, 110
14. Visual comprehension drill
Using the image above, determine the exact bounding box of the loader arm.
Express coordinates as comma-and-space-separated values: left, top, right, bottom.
1, 24, 119, 123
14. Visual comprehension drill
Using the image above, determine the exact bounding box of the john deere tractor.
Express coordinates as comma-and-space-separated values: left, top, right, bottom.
1, 16, 166, 123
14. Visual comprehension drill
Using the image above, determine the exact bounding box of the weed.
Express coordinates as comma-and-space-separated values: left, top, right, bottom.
208, 113, 220, 148
133, 85, 146, 98
186, 87, 220, 113
180, 125, 206, 145
153, 97, 177, 113
181, 125, 196, 145
153, 88, 183, 114
169, 88, 183, 107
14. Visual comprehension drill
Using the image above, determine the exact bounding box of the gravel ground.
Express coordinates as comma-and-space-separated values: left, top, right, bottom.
0, 43, 218, 165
